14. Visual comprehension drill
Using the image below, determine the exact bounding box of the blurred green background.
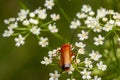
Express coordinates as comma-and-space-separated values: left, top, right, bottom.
0, 0, 120, 80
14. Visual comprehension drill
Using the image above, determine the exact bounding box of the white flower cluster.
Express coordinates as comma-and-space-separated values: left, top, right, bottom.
41, 49, 58, 65
3, 0, 60, 47
49, 70, 60, 80
75, 41, 106, 80
41, 44, 107, 80
70, 4, 120, 46
75, 42, 86, 54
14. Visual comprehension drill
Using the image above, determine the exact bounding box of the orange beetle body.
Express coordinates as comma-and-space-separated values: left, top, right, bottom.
59, 44, 73, 71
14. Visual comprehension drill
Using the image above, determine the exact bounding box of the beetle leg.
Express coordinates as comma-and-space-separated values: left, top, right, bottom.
55, 49, 63, 69
70, 52, 76, 58
59, 59, 62, 67
70, 52, 76, 62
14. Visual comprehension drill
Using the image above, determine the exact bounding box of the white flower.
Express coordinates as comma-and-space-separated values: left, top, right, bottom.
85, 17, 101, 32
29, 18, 39, 25
102, 17, 108, 22
113, 15, 118, 20
84, 58, 93, 68
89, 50, 102, 61
49, 70, 60, 80
35, 8, 47, 20
48, 49, 57, 58
118, 38, 120, 44
30, 26, 41, 35
29, 12, 35, 17
76, 12, 87, 19
38, 9, 47, 19
89, 11, 95, 16
78, 48, 85, 54
17, 9, 29, 21
103, 23, 113, 32
22, 20, 30, 26
39, 37, 49, 47
8, 22, 18, 29
94, 35, 104, 46
92, 76, 101, 80
76, 59, 80, 64
3, 29, 14, 37
97, 8, 107, 19
70, 19, 81, 29
115, 20, 120, 26
118, 38, 120, 41
4, 18, 15, 24
93, 26, 102, 33
97, 61, 107, 71
81, 69, 91, 80
51, 13, 60, 21
75, 42, 86, 48
107, 10, 114, 15
14, 35, 25, 47
67, 78, 75, 80
44, 0, 55, 10
48, 23, 58, 33
109, 20, 114, 25
9, 18, 15, 22
41, 57, 52, 65
85, 17, 100, 29
113, 13, 120, 19
4, 19, 10, 24
81, 5, 92, 13
68, 65, 75, 74
77, 30, 88, 41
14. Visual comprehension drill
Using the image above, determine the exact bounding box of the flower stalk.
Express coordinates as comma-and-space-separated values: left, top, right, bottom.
111, 33, 119, 68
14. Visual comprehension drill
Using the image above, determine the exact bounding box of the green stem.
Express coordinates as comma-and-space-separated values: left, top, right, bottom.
105, 31, 111, 38
15, 28, 29, 30
76, 53, 79, 60
73, 65, 80, 72
49, 64, 56, 65
78, 67, 85, 69
111, 33, 119, 69
88, 28, 92, 33
78, 62, 84, 66
113, 31, 119, 38
12, 31, 27, 36
40, 21, 54, 27
70, 74, 73, 80
46, 46, 52, 50
55, 0, 70, 22
39, 20, 67, 42
25, 32, 30, 38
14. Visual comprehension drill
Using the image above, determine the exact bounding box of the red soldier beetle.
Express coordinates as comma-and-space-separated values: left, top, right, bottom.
58, 44, 76, 71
